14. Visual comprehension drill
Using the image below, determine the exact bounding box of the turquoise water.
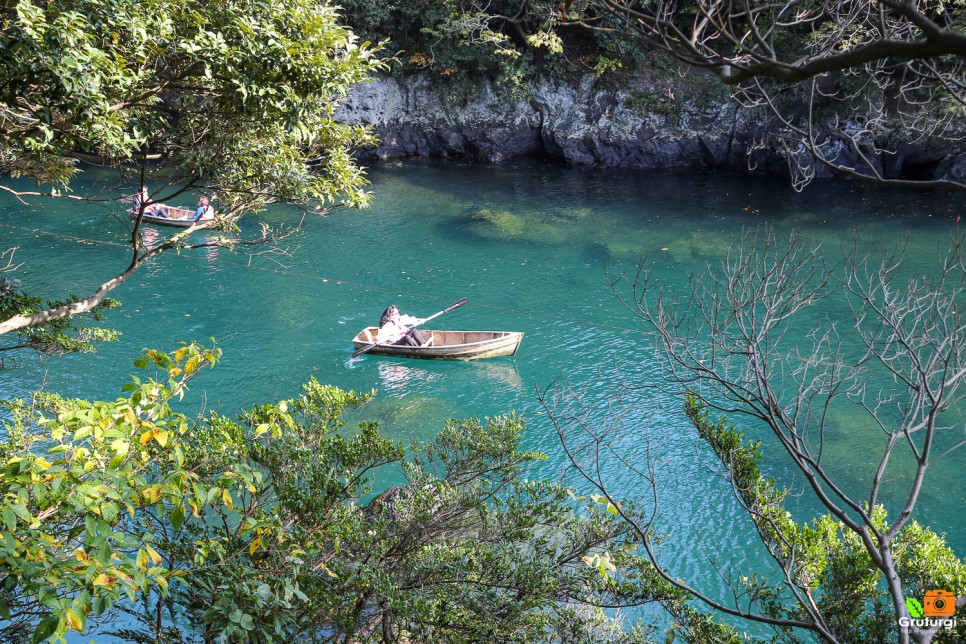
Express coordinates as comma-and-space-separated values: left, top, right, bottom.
1, 160, 964, 632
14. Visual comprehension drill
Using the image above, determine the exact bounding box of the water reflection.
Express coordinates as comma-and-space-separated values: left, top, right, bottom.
141, 226, 160, 246
467, 361, 524, 390
376, 361, 442, 395
376, 359, 524, 398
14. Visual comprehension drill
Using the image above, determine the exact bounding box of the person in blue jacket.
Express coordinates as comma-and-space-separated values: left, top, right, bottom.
193, 196, 214, 220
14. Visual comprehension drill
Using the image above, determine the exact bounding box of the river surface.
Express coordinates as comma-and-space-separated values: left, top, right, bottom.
1, 160, 963, 635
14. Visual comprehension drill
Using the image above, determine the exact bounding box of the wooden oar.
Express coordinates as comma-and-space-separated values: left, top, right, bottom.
350, 297, 468, 359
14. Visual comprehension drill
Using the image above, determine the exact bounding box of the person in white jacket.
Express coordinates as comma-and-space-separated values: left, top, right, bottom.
376, 305, 426, 346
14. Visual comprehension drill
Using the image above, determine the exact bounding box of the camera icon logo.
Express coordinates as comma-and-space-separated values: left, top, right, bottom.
924, 590, 957, 618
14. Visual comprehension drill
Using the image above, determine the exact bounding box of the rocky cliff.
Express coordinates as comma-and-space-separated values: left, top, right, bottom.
336, 74, 966, 185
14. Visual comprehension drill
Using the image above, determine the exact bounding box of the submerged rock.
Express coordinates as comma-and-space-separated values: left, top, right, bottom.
466, 208, 525, 239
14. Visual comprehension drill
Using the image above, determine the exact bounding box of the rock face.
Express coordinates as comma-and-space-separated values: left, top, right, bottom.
336, 74, 966, 184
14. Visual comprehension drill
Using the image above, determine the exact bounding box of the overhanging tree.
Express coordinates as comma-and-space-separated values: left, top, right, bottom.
0, 0, 384, 350
545, 227, 966, 643
561, 0, 966, 190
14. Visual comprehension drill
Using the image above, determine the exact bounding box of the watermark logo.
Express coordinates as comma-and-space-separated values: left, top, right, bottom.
901, 590, 958, 630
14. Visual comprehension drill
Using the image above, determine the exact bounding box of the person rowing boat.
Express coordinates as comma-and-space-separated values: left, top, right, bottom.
376, 305, 427, 346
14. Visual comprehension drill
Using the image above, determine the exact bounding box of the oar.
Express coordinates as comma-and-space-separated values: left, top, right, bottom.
350, 297, 468, 359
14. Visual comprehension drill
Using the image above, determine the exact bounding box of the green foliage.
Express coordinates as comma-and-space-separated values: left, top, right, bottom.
0, 0, 388, 359
624, 88, 676, 118
0, 342, 222, 643
337, 0, 606, 98
0, 346, 679, 642
684, 395, 966, 642
0, 0, 385, 210
0, 277, 120, 360
594, 55, 623, 79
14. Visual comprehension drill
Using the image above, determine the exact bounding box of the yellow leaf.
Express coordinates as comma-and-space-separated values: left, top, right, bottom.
24, 549, 46, 562
249, 537, 262, 556
33, 456, 52, 470
278, 401, 288, 413
111, 439, 130, 458
174, 347, 189, 362
139, 429, 154, 446
75, 549, 92, 562
83, 460, 95, 473
154, 429, 169, 447
222, 488, 233, 511
184, 356, 199, 375
93, 573, 117, 587
145, 544, 163, 566
66, 608, 84, 632
112, 568, 132, 582
142, 486, 162, 504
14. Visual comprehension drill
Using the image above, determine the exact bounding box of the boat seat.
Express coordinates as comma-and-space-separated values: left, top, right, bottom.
423, 333, 434, 347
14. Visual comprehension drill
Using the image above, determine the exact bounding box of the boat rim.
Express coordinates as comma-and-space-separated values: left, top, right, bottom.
351, 328, 522, 350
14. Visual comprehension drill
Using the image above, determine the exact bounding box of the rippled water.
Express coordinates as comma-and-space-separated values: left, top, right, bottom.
1, 160, 963, 631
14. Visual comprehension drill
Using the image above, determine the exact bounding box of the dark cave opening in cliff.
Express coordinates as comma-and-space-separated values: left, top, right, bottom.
897, 158, 943, 181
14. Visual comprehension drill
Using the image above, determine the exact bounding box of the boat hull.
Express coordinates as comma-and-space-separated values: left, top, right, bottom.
130, 209, 214, 228
352, 328, 523, 360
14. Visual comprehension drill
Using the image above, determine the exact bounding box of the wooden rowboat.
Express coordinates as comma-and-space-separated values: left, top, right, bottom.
351, 327, 523, 360
129, 208, 215, 228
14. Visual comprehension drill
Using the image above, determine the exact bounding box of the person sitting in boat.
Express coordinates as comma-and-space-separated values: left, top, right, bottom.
377, 305, 426, 346
133, 187, 148, 212
138, 189, 186, 219
139, 194, 212, 220
192, 196, 214, 220
134, 187, 169, 217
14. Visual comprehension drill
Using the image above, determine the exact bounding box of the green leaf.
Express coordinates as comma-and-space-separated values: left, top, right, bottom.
1, 507, 17, 532
32, 614, 60, 643
170, 504, 185, 531
906, 597, 924, 618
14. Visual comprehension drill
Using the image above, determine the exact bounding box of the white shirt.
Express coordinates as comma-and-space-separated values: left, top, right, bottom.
377, 314, 420, 343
